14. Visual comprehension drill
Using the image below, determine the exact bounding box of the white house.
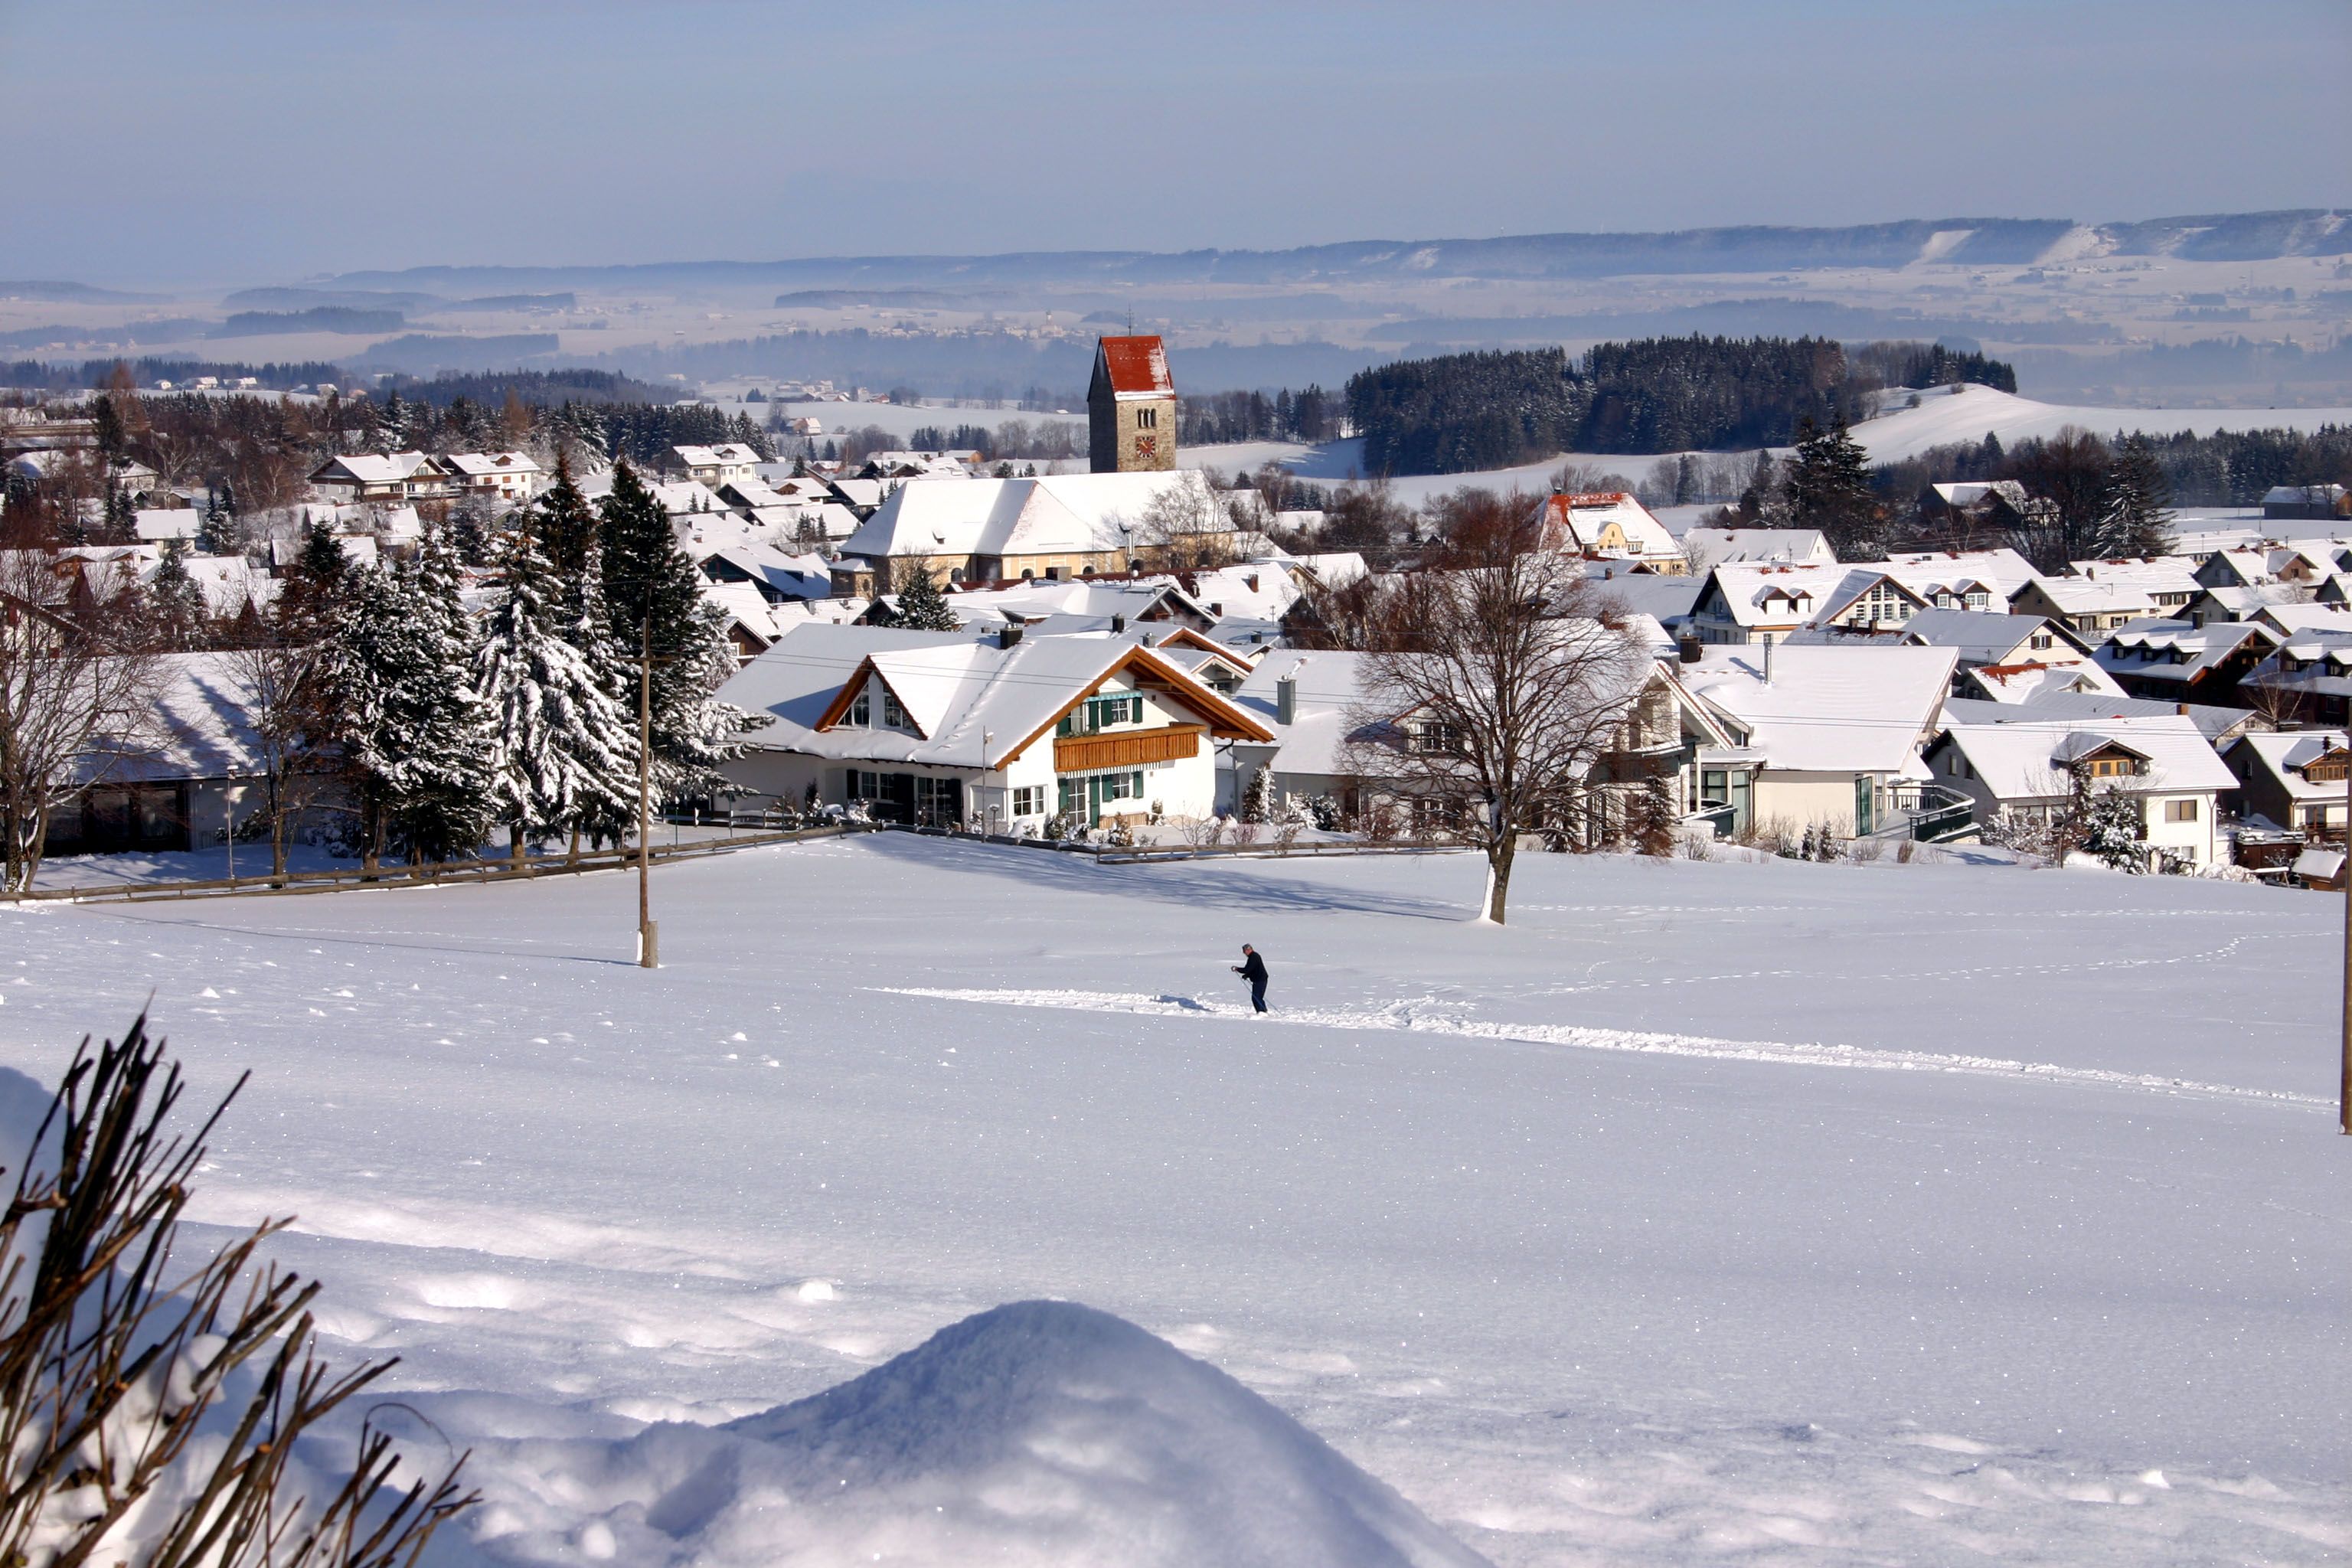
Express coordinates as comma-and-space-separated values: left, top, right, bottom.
715, 623, 1274, 831
307, 452, 449, 504
1681, 643, 1958, 837
836, 470, 1201, 593
1537, 492, 1682, 567
1925, 714, 2234, 869
436, 450, 544, 505
666, 443, 763, 492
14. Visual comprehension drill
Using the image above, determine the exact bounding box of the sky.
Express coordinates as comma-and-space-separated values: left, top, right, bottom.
2, 0, 2347, 285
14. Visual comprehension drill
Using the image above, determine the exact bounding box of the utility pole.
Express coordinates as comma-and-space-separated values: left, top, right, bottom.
638, 616, 658, 969
2341, 750, 2349, 1134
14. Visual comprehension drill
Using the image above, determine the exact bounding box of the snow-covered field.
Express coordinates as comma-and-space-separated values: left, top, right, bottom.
0, 838, 2345, 1565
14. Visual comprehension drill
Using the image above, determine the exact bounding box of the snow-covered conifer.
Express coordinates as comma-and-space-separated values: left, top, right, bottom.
891, 567, 959, 632
474, 514, 638, 861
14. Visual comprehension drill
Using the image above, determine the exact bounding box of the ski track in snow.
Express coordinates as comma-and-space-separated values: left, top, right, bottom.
874, 985, 2331, 1109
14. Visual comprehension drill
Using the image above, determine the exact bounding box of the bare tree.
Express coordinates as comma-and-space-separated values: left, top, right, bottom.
1343, 492, 1648, 924
0, 1012, 475, 1566
1125, 471, 1240, 571
0, 548, 166, 893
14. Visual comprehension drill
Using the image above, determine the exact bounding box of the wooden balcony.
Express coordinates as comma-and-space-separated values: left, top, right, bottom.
1054, 723, 1204, 774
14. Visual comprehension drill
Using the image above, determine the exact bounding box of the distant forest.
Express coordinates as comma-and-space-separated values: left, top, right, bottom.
1344, 337, 2020, 474
1880, 422, 2352, 510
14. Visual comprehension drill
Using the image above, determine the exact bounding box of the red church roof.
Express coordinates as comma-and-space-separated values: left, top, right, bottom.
1096, 335, 1174, 399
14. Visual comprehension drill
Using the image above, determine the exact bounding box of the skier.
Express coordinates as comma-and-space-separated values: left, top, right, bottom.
1233, 943, 1269, 1014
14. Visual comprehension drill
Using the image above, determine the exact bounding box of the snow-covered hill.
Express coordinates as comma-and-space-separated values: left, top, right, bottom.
1849, 381, 2352, 464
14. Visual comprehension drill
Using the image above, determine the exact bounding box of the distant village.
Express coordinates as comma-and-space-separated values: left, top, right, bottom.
4, 334, 2350, 896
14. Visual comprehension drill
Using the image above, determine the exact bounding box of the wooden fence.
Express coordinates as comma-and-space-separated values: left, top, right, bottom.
3, 825, 862, 906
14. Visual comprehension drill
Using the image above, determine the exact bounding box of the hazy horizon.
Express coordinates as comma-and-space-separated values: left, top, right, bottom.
3, 0, 2346, 286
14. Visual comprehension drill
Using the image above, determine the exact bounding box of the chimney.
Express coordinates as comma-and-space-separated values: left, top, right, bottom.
1679, 633, 1704, 664
998, 623, 1023, 650
1762, 635, 1774, 685
1276, 675, 1297, 725
1210, 603, 1224, 617
2176, 702, 2189, 715
1111, 613, 1126, 633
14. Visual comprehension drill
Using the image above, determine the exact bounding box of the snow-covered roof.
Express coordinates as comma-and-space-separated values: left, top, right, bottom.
719, 622, 1271, 770
132, 508, 201, 542
942, 578, 1214, 633
82, 652, 267, 785
1684, 644, 1956, 774
843, 471, 1200, 562
1939, 714, 2234, 801
2252, 600, 2352, 637
2093, 617, 2274, 684
1227, 650, 1380, 779
438, 450, 541, 479
672, 443, 760, 469
2068, 556, 2203, 595
2294, 846, 2346, 881
1957, 660, 2123, 703
1094, 335, 1174, 400
1682, 528, 1837, 567
1701, 563, 1851, 627
1942, 691, 2255, 744
1897, 609, 2087, 664
2263, 483, 2346, 505
1876, 548, 2041, 602
310, 451, 432, 485
1540, 492, 1678, 559
2027, 577, 2160, 616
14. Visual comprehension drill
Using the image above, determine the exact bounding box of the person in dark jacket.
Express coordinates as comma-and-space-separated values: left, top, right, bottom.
1233, 944, 1269, 1014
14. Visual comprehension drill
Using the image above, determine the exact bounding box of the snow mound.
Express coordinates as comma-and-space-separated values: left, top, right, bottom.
471, 1301, 1489, 1568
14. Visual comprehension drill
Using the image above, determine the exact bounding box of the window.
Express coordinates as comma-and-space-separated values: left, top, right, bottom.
1058, 692, 1145, 736
1136, 407, 1158, 430
2086, 756, 2134, 778
1965, 592, 1988, 610
881, 690, 909, 730
2030, 632, 2053, 651
2164, 799, 2200, 823
1011, 785, 1044, 817
2306, 805, 2334, 828
849, 690, 871, 726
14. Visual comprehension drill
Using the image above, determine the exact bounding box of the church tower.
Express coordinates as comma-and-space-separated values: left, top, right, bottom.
1087, 335, 1177, 473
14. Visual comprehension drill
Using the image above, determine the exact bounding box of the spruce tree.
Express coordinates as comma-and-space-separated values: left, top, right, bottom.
599, 459, 760, 799
891, 566, 959, 631
198, 485, 240, 557
2096, 435, 2175, 558
326, 539, 498, 871
1783, 416, 1877, 556
148, 538, 207, 649
474, 514, 638, 863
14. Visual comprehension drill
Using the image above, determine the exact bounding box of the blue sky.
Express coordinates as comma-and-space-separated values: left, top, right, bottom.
3, 0, 2345, 283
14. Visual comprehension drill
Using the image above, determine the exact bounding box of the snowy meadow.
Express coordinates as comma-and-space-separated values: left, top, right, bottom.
0, 837, 2344, 1565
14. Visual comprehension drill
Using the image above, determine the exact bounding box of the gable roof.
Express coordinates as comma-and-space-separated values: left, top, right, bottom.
1684, 644, 1956, 773
1540, 492, 1678, 557
1897, 609, 2091, 663
1094, 335, 1174, 400
1938, 714, 2233, 800
842, 471, 1197, 561
720, 623, 1270, 771
2229, 729, 2352, 805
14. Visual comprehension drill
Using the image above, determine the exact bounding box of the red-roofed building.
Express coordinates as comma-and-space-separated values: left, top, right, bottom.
1088, 335, 1176, 474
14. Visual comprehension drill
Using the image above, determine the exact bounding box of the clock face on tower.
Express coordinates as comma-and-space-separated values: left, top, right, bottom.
1134, 436, 1157, 459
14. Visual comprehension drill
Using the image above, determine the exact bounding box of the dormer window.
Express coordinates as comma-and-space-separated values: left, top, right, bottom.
850, 690, 871, 726
882, 691, 909, 730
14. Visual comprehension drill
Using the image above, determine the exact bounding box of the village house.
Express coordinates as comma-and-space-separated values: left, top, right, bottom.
1916, 479, 2056, 535
1681, 528, 1838, 569
2243, 628, 2352, 727
1926, 713, 2236, 869
663, 443, 763, 492
306, 451, 451, 505
436, 450, 543, 506
2261, 483, 2350, 521
1687, 562, 1850, 644
2091, 617, 2277, 705
2009, 575, 2163, 635
831, 470, 1201, 595
2224, 729, 2349, 838
714, 622, 1273, 831
2069, 556, 2202, 612
1537, 492, 1683, 568
1677, 642, 1960, 838
1088, 335, 1177, 474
